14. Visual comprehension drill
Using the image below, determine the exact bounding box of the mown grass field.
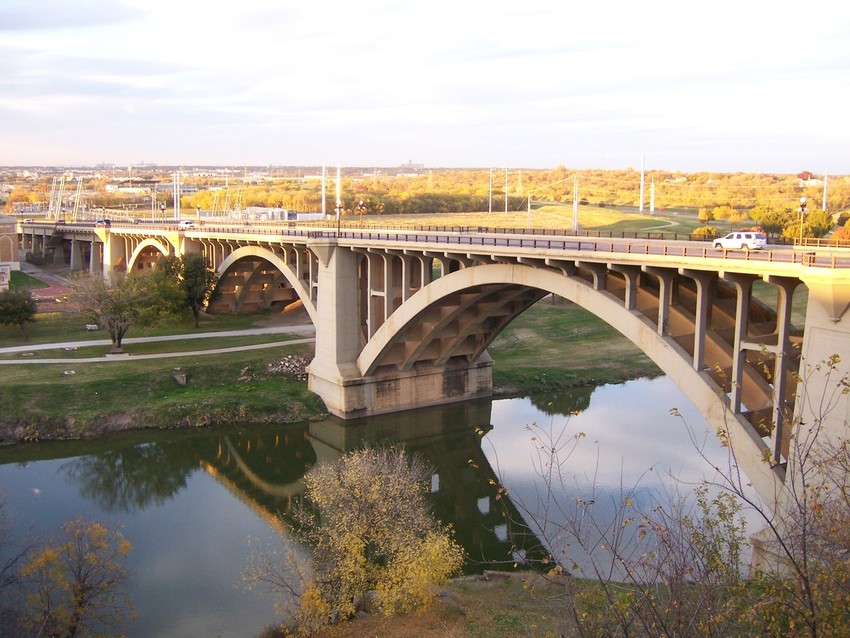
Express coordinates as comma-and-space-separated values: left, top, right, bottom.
355, 203, 714, 237
490, 296, 658, 393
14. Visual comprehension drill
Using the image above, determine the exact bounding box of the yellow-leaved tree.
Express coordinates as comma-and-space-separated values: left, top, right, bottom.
246, 445, 464, 636
21, 517, 134, 637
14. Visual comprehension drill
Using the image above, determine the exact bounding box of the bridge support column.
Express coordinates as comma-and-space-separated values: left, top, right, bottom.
643, 266, 675, 336
102, 233, 127, 279
681, 269, 716, 371
69, 238, 83, 272
762, 276, 800, 464
796, 273, 850, 447
308, 241, 369, 417
724, 273, 758, 413
89, 242, 102, 273
308, 241, 494, 419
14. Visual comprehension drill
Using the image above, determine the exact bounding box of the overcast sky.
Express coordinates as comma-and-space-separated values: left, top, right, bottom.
2, 0, 848, 173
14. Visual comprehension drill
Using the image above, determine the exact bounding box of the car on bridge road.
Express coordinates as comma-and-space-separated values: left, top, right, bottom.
713, 231, 767, 250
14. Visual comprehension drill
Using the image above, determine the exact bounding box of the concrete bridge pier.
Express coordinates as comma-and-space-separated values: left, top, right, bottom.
307, 241, 493, 418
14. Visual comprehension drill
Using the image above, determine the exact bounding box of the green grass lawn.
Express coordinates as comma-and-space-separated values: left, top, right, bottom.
490, 296, 658, 394
0, 308, 280, 348
0, 343, 323, 440
9, 270, 51, 291
365, 205, 722, 237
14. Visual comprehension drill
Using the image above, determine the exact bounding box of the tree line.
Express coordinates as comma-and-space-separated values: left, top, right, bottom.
6, 168, 849, 219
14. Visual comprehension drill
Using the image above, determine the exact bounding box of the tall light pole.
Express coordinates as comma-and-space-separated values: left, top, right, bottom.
504, 166, 508, 216
488, 168, 493, 214
321, 164, 326, 217
335, 165, 342, 234
639, 154, 645, 213
798, 196, 807, 243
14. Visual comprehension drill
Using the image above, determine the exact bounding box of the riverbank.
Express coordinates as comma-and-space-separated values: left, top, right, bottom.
0, 292, 659, 445
306, 571, 566, 638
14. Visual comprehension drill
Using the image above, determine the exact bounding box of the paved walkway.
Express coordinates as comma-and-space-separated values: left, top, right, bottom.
0, 325, 316, 364
5, 263, 316, 364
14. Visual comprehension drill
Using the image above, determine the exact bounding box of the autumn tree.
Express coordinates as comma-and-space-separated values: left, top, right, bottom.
781, 208, 836, 241
245, 446, 464, 636
71, 271, 182, 353
0, 289, 37, 339
158, 253, 218, 328
20, 518, 134, 638
751, 205, 794, 236
830, 220, 850, 243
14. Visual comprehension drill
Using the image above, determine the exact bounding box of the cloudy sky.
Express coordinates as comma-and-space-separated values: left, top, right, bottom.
2, 0, 848, 173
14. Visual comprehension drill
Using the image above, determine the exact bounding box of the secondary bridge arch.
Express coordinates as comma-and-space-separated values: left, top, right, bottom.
127, 238, 172, 271
212, 245, 317, 322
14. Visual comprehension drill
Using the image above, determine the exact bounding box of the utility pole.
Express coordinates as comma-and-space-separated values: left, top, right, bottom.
488, 168, 493, 214
321, 164, 326, 216
572, 175, 579, 232
823, 169, 829, 211
650, 178, 656, 213
172, 171, 181, 221
504, 166, 508, 216
335, 165, 342, 223
639, 154, 645, 213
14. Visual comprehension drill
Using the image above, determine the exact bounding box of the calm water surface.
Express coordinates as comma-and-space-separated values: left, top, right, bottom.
0, 376, 728, 637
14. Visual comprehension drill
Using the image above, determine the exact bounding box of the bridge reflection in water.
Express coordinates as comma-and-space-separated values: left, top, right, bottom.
202, 399, 547, 571
36, 399, 557, 572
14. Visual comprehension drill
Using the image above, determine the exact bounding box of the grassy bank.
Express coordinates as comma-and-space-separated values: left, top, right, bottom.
0, 341, 324, 443
0, 297, 658, 444
305, 572, 566, 638
490, 295, 658, 394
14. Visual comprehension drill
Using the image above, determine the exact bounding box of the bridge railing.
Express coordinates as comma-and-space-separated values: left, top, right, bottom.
31, 221, 850, 269
304, 230, 850, 269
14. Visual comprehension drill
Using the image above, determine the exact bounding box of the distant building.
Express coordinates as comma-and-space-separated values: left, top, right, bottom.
397, 161, 425, 176
0, 215, 20, 287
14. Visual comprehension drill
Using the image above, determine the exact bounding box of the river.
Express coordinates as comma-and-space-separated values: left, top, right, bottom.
0, 375, 730, 637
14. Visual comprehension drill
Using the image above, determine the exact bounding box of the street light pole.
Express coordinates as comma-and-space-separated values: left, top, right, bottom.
798, 196, 807, 243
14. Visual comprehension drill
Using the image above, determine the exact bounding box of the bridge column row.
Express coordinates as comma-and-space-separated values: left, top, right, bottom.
613, 264, 800, 467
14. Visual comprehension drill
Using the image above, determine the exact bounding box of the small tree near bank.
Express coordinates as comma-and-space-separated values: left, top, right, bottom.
245, 446, 464, 636
0, 289, 37, 339
71, 272, 182, 353
20, 517, 134, 638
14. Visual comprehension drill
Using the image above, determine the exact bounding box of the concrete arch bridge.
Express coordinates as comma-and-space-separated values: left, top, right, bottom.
18, 221, 850, 513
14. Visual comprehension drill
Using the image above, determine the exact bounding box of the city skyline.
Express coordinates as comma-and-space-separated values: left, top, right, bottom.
2, 0, 849, 174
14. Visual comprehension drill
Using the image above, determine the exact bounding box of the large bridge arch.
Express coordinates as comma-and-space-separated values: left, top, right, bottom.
359, 262, 785, 507
213, 246, 317, 322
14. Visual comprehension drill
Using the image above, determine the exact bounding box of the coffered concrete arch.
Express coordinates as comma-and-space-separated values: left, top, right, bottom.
126, 238, 172, 272
357, 262, 785, 506
214, 245, 317, 323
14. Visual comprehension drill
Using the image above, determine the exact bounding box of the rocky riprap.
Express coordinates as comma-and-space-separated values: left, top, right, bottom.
266, 355, 309, 381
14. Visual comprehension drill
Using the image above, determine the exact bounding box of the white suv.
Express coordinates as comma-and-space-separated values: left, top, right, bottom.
713, 231, 767, 251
